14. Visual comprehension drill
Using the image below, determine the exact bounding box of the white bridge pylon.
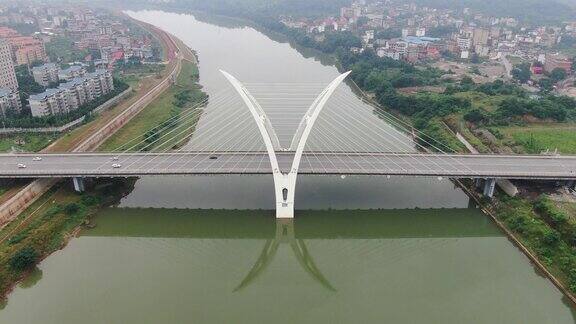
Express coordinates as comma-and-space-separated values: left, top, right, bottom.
221, 70, 351, 218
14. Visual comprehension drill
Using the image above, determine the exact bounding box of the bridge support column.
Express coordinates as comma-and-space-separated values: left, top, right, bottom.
274, 173, 296, 219
474, 178, 482, 188
72, 177, 85, 193
483, 178, 496, 198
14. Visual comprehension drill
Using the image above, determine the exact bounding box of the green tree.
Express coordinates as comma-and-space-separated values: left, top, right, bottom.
464, 109, 487, 123
550, 68, 567, 83
64, 203, 80, 215
539, 78, 554, 92
9, 247, 38, 271
511, 63, 531, 84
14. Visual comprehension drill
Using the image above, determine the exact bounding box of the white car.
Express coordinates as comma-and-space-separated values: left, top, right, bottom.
111, 156, 119, 161
32, 157, 42, 161
112, 163, 122, 169
17, 163, 26, 169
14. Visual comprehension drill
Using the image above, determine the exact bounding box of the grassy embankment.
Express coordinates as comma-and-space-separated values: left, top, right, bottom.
0, 62, 175, 301
0, 179, 135, 301
0, 15, 181, 300
0, 60, 206, 301
498, 124, 576, 154
0, 133, 59, 153
440, 90, 576, 297
99, 61, 207, 152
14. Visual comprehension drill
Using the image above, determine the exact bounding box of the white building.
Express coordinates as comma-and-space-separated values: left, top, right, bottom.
29, 69, 114, 117
457, 37, 472, 49
32, 63, 59, 86
0, 39, 18, 92
29, 88, 68, 117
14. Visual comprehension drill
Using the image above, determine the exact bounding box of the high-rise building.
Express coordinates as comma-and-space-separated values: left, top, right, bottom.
10, 36, 46, 65
0, 39, 18, 92
472, 28, 490, 46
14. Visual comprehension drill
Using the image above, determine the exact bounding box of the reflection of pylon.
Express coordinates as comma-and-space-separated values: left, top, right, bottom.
234, 219, 336, 292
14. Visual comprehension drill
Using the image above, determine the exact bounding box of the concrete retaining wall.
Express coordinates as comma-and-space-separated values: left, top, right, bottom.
0, 178, 58, 228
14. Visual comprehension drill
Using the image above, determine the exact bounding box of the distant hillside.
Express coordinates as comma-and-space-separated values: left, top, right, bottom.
413, 0, 576, 24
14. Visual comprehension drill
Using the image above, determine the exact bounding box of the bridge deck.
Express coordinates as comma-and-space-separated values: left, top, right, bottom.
0, 152, 575, 180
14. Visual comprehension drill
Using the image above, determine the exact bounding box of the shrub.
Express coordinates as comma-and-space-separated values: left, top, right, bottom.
64, 203, 80, 216
9, 247, 38, 271
542, 231, 560, 246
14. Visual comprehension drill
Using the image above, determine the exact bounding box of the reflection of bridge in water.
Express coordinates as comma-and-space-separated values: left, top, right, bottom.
83, 208, 500, 292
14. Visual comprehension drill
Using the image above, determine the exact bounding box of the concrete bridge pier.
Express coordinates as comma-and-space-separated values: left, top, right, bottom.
474, 178, 482, 188
483, 178, 496, 198
72, 177, 85, 193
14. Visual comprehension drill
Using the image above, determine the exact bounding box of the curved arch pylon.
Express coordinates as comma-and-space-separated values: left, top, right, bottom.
221, 70, 350, 218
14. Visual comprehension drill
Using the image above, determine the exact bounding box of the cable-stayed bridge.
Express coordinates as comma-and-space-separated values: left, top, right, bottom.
3, 71, 576, 218
1, 152, 575, 179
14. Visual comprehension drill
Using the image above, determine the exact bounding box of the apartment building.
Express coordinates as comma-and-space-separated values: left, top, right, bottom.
0, 88, 21, 117
0, 39, 18, 91
29, 69, 114, 117
10, 36, 46, 65
32, 62, 59, 86
58, 65, 85, 81
29, 88, 68, 117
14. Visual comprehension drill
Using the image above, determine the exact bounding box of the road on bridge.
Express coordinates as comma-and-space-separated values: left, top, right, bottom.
1, 152, 575, 180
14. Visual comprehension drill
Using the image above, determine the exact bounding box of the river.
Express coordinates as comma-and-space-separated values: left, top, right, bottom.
0, 10, 575, 323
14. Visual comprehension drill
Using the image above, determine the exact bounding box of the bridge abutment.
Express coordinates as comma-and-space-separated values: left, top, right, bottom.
72, 177, 85, 193
483, 178, 496, 198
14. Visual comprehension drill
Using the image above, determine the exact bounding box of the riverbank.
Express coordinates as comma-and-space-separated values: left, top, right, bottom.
0, 12, 198, 299
0, 178, 136, 301
201, 10, 576, 305
99, 60, 205, 151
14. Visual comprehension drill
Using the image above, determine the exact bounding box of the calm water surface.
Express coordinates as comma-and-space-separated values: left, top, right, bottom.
0, 10, 575, 323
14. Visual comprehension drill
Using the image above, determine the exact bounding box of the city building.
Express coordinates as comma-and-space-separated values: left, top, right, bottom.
29, 69, 113, 117
32, 62, 59, 86
457, 37, 472, 50
0, 39, 18, 92
0, 88, 21, 117
58, 65, 86, 81
472, 28, 490, 46
6, 35, 46, 65
29, 88, 67, 117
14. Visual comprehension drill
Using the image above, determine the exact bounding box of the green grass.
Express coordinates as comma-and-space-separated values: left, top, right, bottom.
453, 91, 511, 113
0, 133, 58, 153
116, 64, 166, 89
494, 195, 576, 291
99, 61, 206, 152
499, 124, 576, 154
